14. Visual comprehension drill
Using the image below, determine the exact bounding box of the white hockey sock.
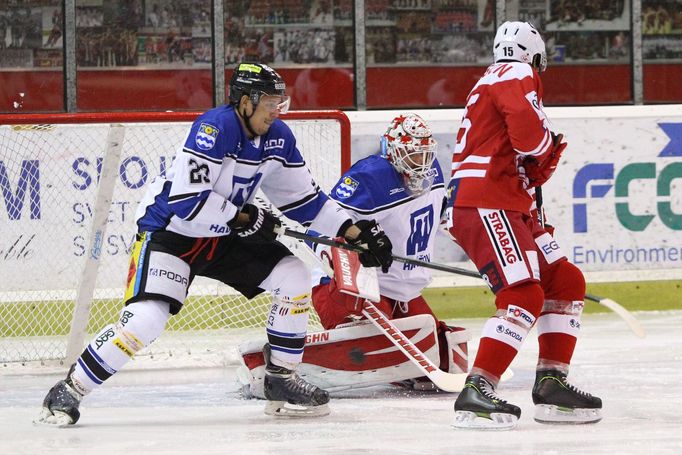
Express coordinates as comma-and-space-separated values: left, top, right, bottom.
70, 300, 170, 395
259, 256, 311, 369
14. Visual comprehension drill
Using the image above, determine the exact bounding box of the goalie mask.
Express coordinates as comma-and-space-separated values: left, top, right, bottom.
493, 21, 547, 72
381, 113, 437, 195
229, 62, 290, 113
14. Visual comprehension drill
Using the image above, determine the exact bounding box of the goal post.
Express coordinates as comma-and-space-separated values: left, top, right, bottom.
0, 110, 351, 367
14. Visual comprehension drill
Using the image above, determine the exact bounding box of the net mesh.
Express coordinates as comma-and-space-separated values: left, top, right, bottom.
0, 113, 347, 367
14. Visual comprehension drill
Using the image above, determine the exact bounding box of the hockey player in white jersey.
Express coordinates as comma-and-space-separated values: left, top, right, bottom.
239, 113, 470, 394
36, 62, 393, 425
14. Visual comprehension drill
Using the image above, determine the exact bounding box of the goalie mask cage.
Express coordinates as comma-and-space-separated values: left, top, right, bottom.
0, 110, 351, 368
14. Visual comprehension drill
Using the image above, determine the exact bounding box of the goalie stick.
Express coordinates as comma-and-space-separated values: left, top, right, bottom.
359, 299, 467, 392
535, 187, 645, 338
282, 226, 472, 391
272, 222, 512, 392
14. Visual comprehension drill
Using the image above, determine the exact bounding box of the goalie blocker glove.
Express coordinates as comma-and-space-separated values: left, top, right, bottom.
523, 132, 567, 188
230, 203, 282, 242
347, 220, 393, 273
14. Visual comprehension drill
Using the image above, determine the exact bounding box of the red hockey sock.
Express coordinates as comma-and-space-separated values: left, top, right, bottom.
538, 332, 577, 365
472, 337, 518, 379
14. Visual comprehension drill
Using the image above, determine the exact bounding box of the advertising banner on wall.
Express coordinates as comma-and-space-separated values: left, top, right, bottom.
545, 111, 682, 274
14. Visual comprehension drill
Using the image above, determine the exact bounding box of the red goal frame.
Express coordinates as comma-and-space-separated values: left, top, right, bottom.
0, 110, 352, 173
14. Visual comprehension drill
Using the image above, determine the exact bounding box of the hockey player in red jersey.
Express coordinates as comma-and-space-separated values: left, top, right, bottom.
444, 22, 602, 429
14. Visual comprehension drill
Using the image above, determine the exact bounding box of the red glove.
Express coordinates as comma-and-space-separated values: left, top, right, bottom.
523, 132, 567, 188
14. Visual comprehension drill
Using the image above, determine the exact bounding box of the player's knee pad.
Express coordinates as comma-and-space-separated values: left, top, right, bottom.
537, 297, 584, 339
260, 255, 311, 298
496, 282, 544, 320
543, 260, 586, 301
484, 282, 544, 352
119, 299, 171, 349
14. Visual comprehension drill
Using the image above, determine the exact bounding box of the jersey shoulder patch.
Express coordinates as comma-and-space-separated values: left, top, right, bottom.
195, 123, 220, 151
334, 175, 360, 199
331, 155, 402, 210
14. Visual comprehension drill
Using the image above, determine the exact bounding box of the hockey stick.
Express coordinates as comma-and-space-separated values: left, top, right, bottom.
277, 227, 481, 277
270, 221, 514, 390
360, 299, 467, 392
281, 224, 645, 337
584, 293, 645, 338
535, 187, 645, 338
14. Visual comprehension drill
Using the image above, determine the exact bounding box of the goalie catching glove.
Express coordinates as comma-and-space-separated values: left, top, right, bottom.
523, 132, 567, 187
346, 220, 393, 273
230, 203, 282, 242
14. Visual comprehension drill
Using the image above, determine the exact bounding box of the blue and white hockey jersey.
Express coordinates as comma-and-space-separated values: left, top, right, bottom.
328, 154, 446, 302
135, 105, 351, 238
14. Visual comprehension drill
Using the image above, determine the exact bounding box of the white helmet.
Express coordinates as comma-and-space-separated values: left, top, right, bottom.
493, 21, 547, 72
381, 113, 437, 195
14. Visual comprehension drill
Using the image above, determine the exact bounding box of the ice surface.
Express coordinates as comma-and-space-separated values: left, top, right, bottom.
1, 311, 681, 454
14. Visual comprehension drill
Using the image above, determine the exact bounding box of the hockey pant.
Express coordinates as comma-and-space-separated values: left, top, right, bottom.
448, 207, 585, 381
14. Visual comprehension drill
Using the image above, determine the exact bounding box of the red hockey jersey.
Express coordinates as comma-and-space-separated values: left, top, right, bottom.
450, 61, 553, 213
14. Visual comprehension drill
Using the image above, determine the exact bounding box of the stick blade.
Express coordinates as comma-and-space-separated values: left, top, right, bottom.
598, 298, 646, 338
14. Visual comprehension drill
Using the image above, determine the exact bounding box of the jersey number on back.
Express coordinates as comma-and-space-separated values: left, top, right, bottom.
454, 93, 480, 156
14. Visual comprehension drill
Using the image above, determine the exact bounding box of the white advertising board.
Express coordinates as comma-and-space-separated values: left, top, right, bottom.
347, 105, 682, 282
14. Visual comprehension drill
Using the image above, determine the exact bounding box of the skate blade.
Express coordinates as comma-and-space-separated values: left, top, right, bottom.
534, 404, 602, 424
264, 400, 331, 418
452, 411, 518, 431
33, 408, 76, 427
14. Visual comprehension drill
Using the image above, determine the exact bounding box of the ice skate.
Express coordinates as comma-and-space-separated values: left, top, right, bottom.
262, 344, 330, 417
34, 364, 83, 427
452, 375, 520, 430
532, 369, 602, 424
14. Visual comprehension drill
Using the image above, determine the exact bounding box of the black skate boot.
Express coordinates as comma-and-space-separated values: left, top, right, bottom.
262, 344, 330, 417
532, 369, 602, 424
34, 364, 83, 426
452, 375, 521, 430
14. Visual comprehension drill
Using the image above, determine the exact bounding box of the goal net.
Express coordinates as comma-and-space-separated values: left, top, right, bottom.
0, 111, 350, 368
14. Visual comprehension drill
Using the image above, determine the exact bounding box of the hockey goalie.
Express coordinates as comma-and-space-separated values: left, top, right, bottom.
238, 113, 471, 398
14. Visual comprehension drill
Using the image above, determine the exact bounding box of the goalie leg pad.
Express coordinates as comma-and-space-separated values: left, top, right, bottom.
442, 326, 471, 374
239, 314, 440, 398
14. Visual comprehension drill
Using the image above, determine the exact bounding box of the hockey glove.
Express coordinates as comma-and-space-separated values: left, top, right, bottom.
230, 203, 281, 242
347, 220, 393, 273
523, 132, 567, 188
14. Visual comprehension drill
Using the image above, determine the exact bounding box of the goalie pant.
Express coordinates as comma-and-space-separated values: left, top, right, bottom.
238, 314, 471, 398
311, 278, 467, 374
